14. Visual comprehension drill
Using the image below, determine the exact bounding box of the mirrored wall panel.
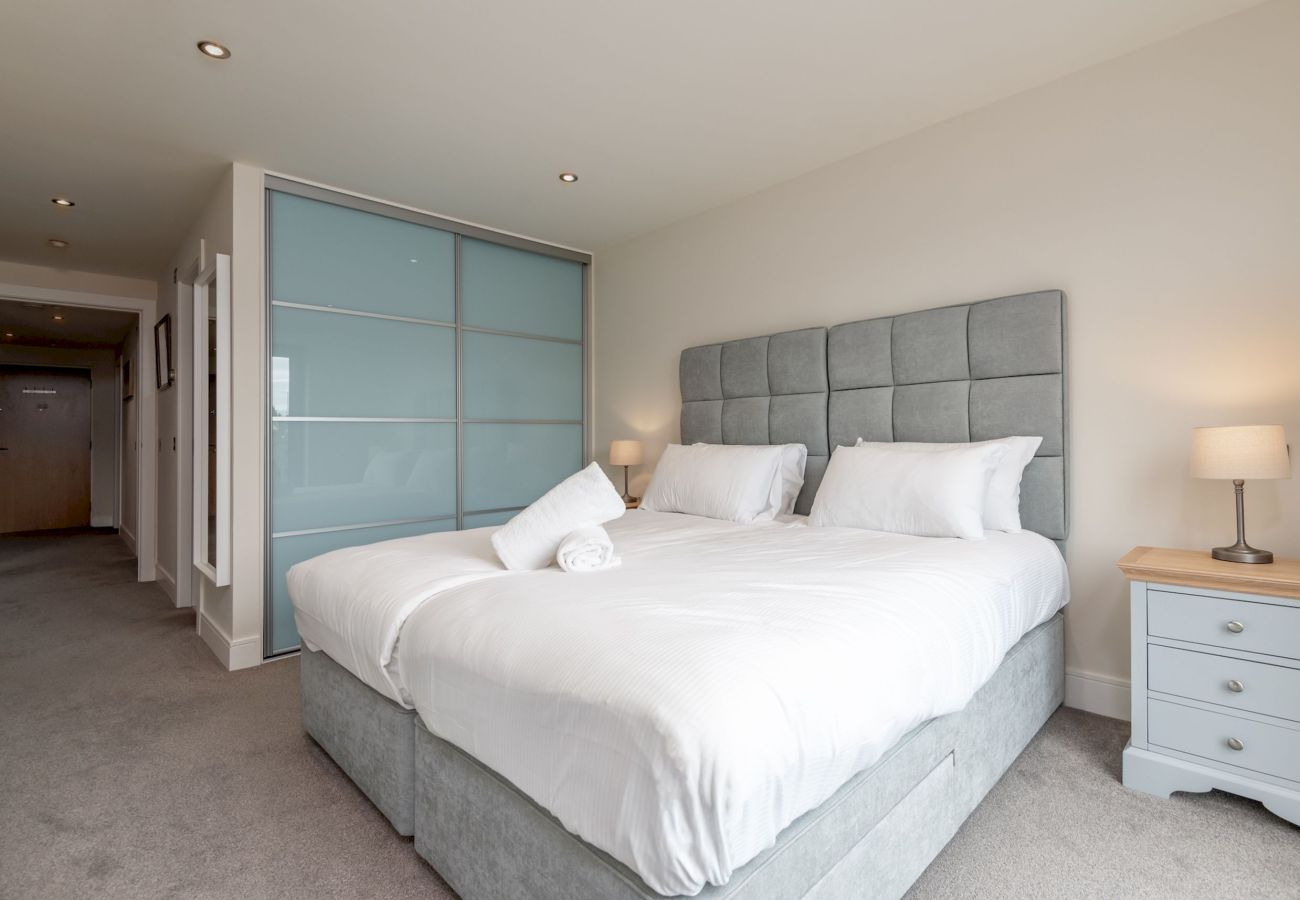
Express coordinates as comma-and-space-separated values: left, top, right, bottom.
272, 307, 455, 419
271, 191, 455, 320
461, 510, 519, 529
195, 254, 231, 587
272, 422, 456, 533
462, 238, 583, 340
463, 423, 583, 512
462, 331, 581, 421
267, 184, 587, 656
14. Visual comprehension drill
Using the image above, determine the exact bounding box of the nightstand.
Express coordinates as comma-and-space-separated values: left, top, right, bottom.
1119, 547, 1300, 826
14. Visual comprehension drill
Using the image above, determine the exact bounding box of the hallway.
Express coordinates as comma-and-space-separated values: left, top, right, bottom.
0, 529, 452, 900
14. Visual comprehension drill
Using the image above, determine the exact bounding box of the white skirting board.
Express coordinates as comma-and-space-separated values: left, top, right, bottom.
198, 610, 262, 671
155, 564, 177, 602
1065, 668, 1131, 721
119, 524, 136, 554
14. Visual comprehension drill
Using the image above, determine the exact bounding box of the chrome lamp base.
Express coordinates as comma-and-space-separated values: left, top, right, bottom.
1212, 544, 1274, 565
619, 465, 635, 504
1212, 479, 1274, 565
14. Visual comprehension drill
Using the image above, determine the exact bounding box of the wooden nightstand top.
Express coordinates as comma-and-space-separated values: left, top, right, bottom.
1118, 546, 1300, 601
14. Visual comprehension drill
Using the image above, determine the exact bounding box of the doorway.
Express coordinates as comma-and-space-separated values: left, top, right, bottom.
0, 291, 155, 582
0, 365, 93, 532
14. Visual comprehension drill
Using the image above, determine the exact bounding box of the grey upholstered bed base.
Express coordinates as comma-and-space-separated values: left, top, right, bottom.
411, 612, 1064, 900
300, 647, 417, 835
299, 288, 1070, 892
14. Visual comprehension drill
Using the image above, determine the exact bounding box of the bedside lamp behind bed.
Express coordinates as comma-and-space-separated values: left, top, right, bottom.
609, 439, 643, 505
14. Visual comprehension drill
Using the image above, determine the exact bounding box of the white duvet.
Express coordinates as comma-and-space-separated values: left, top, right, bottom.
395, 510, 1068, 896
288, 526, 511, 705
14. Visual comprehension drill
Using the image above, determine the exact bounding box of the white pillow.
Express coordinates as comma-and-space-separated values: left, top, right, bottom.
771, 443, 809, 516
702, 442, 807, 518
854, 436, 1042, 531
642, 443, 789, 523
695, 442, 807, 518
809, 443, 1006, 539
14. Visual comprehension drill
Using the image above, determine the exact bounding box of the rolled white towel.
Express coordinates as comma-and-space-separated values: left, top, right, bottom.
491, 462, 626, 570
556, 525, 620, 573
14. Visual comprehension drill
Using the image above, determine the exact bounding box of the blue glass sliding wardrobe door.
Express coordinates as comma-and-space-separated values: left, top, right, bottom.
268, 190, 457, 655
461, 238, 584, 520
266, 186, 587, 656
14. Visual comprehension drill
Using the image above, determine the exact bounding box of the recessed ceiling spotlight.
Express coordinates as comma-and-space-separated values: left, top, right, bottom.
197, 40, 231, 60
3, 332, 13, 338
52, 314, 64, 322
51, 197, 75, 207
558, 172, 579, 184
48, 238, 69, 248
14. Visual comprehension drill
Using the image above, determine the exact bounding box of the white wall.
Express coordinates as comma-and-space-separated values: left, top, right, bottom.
151, 162, 268, 669
593, 0, 1300, 717
159, 162, 265, 669
226, 161, 268, 665
156, 168, 236, 609
0, 260, 155, 302
0, 343, 117, 527
119, 320, 139, 548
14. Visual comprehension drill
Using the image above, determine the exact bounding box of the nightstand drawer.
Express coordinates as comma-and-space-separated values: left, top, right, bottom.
1148, 699, 1300, 783
1149, 645, 1300, 722
1148, 589, 1300, 660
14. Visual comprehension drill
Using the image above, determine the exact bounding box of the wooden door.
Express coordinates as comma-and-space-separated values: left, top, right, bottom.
0, 365, 93, 533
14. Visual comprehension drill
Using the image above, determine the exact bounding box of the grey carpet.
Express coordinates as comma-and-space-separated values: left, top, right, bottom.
0, 529, 456, 900
905, 708, 1300, 900
1, 531, 1296, 900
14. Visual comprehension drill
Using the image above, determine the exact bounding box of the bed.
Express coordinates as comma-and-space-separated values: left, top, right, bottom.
293, 289, 1069, 897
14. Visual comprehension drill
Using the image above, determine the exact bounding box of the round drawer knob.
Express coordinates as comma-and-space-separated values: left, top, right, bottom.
1227, 679, 1245, 693
1226, 621, 1245, 634
1227, 737, 1245, 751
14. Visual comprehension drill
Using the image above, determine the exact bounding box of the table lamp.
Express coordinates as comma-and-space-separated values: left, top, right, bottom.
609, 439, 643, 503
1189, 425, 1292, 564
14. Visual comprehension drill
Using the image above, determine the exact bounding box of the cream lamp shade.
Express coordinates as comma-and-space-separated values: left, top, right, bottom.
1189, 425, 1291, 480
1189, 424, 1291, 564
609, 440, 644, 467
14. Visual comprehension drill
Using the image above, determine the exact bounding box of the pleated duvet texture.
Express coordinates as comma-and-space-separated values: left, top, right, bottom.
397, 511, 1068, 895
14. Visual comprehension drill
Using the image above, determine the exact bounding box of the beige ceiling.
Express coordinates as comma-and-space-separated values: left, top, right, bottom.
0, 0, 1265, 279
0, 299, 136, 350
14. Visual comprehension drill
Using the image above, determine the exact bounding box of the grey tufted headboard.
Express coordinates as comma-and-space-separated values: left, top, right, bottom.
680, 327, 831, 514
680, 290, 1068, 540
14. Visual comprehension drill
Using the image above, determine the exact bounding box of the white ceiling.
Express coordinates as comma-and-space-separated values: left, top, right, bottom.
0, 0, 1265, 278
0, 299, 136, 350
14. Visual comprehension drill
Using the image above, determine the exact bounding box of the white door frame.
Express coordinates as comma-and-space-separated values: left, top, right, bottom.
174, 259, 200, 610
0, 281, 158, 583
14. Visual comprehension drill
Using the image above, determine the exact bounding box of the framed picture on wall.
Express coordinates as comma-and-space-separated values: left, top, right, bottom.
155, 314, 174, 390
